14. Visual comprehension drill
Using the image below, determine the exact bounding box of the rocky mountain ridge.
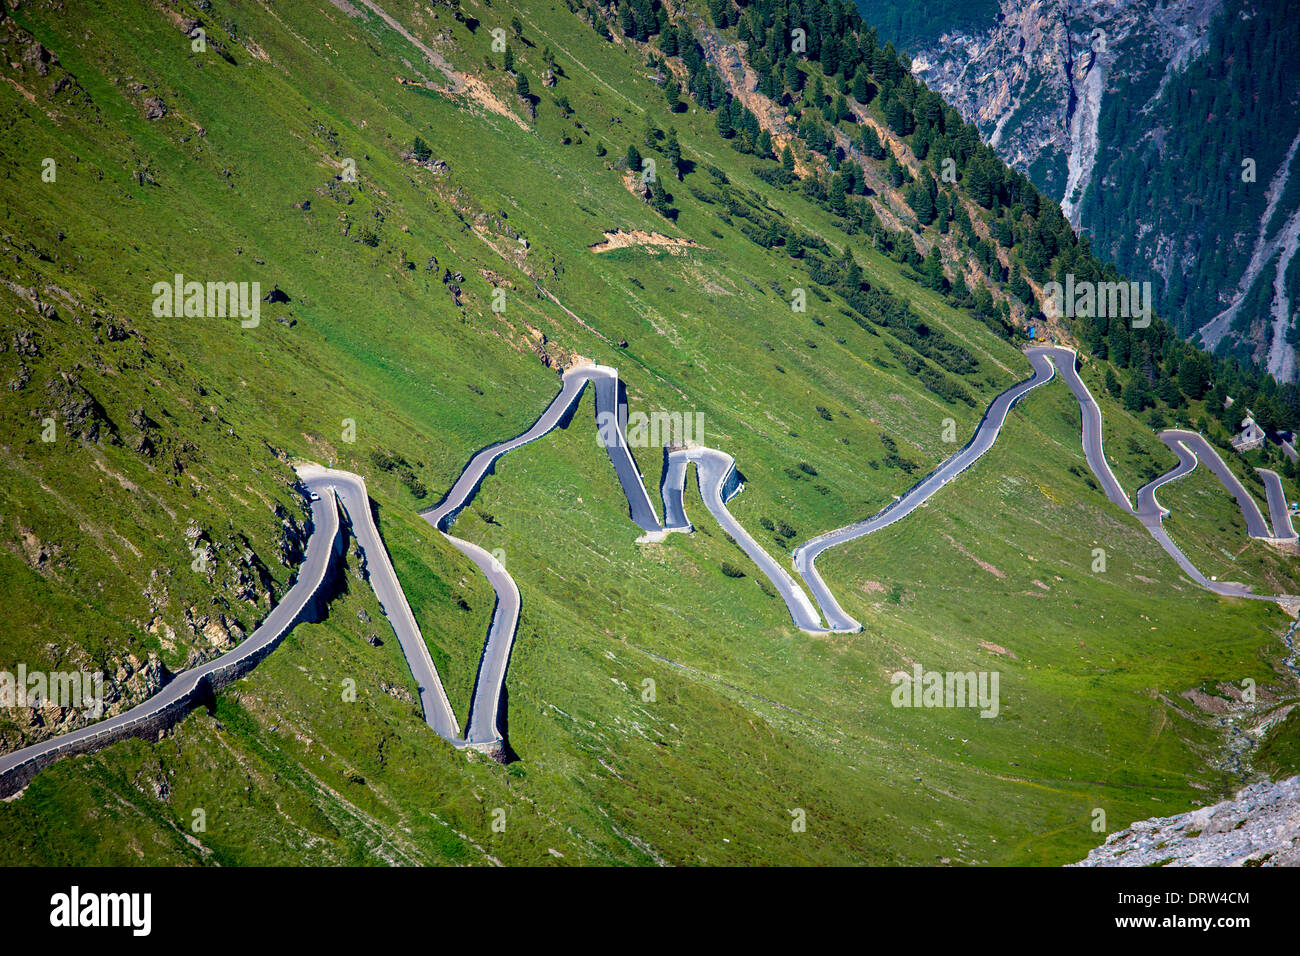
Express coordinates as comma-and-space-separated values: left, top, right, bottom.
1074, 775, 1300, 866
864, 0, 1300, 379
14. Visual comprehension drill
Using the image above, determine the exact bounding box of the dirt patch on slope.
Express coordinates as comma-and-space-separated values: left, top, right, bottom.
588, 230, 704, 254
354, 0, 529, 130
942, 532, 1006, 579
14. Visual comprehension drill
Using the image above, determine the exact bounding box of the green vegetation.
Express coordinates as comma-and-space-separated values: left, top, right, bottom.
1080, 0, 1300, 347
0, 0, 1295, 867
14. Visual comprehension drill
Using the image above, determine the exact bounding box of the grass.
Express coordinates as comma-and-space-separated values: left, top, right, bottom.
0, 0, 1296, 866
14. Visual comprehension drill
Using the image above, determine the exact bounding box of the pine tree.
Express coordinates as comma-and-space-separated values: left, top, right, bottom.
908, 179, 935, 224
887, 156, 906, 187
852, 66, 870, 103
845, 257, 863, 290
716, 101, 734, 138
659, 23, 678, 56
665, 127, 682, 179
1108, 320, 1131, 367
784, 56, 803, 93
1123, 378, 1152, 412
920, 244, 951, 290
884, 93, 913, 135
781, 145, 796, 173
829, 173, 848, 215
859, 124, 885, 160
664, 79, 681, 112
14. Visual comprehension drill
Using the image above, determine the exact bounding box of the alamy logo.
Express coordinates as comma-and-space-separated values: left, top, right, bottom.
597, 406, 704, 449
1041, 274, 1152, 328
151, 273, 261, 328
890, 664, 1000, 718
49, 886, 151, 936
0, 665, 103, 717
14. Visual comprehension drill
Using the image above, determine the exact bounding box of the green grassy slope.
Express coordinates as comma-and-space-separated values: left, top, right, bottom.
0, 0, 1296, 865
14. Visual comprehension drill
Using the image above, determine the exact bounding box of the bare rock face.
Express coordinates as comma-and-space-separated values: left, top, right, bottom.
905, 0, 1222, 221
0, 650, 171, 752
274, 502, 308, 567
44, 371, 119, 444
1072, 776, 1300, 867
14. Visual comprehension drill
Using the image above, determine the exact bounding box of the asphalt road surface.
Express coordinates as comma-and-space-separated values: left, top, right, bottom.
0, 478, 339, 786
299, 465, 462, 741
9, 350, 1298, 782
1129, 432, 1297, 598
664, 446, 830, 633
419, 363, 661, 747
1158, 430, 1271, 537
1039, 346, 1135, 514
1260, 468, 1297, 540
785, 345, 1293, 627
790, 347, 1063, 632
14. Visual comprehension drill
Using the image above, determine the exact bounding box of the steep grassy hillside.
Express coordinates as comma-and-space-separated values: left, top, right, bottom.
0, 0, 1296, 865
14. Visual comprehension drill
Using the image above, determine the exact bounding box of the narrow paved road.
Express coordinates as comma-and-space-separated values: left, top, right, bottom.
1130, 433, 1298, 598
1132, 440, 1257, 597
778, 346, 1294, 626
9, 347, 1298, 784
790, 347, 1062, 632
419, 362, 661, 749
1157, 431, 1271, 537
1260, 468, 1297, 540
663, 446, 830, 633
299, 466, 462, 741
1040, 346, 1134, 514
0, 476, 339, 792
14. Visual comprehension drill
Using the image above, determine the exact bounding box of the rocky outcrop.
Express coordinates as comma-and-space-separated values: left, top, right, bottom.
0, 500, 346, 798
890, 0, 1300, 377
1073, 776, 1300, 866
43, 371, 119, 444
0, 651, 170, 754
275, 502, 309, 568
906, 0, 1221, 215
0, 12, 91, 106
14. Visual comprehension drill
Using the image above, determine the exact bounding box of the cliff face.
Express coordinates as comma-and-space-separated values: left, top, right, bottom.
1073, 776, 1300, 866
902, 0, 1221, 219
866, 0, 1300, 380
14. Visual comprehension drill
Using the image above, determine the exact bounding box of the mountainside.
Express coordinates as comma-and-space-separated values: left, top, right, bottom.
1074, 774, 1300, 866
0, 0, 1298, 867
863, 0, 1300, 379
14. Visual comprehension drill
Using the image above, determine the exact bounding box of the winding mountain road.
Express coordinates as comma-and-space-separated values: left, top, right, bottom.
0, 478, 340, 794
299, 466, 462, 741
1157, 431, 1271, 537
662, 446, 829, 633
790, 347, 1061, 632
5, 346, 1298, 787
1260, 468, 1297, 540
417, 363, 662, 749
